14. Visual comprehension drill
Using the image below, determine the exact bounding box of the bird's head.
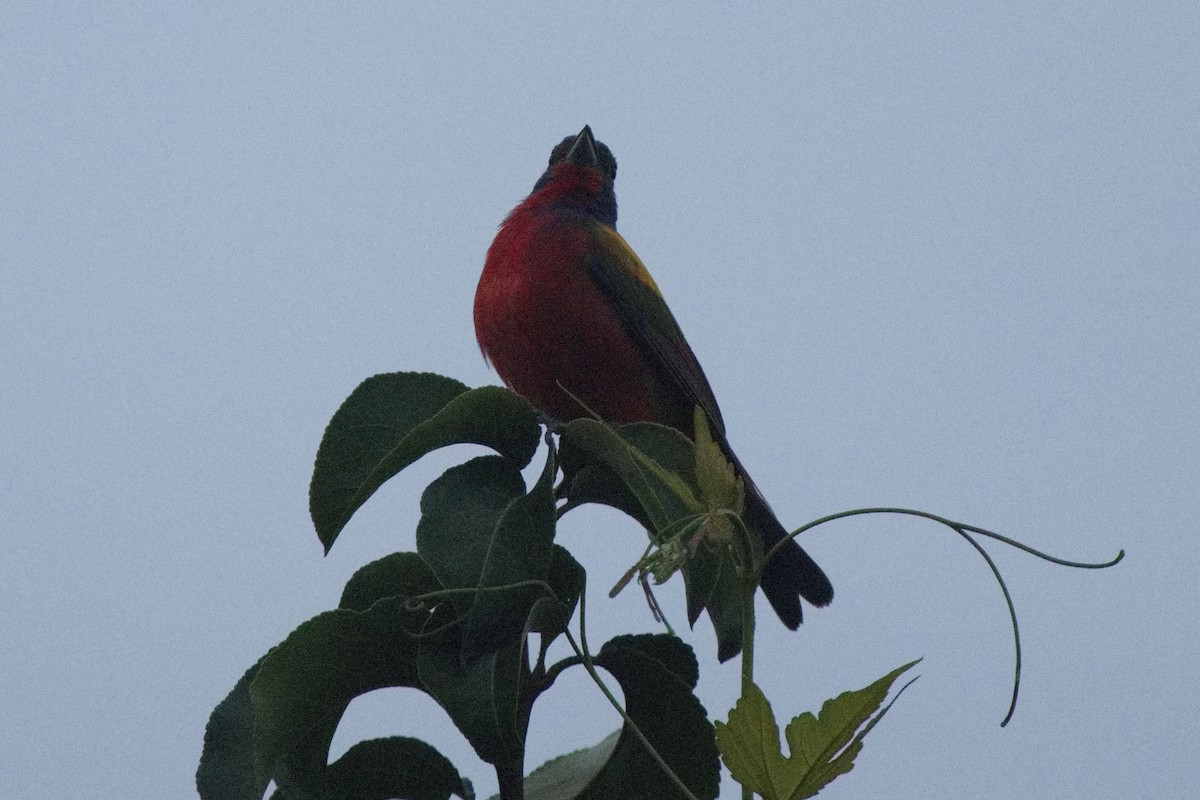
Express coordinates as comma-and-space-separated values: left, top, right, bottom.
529, 125, 618, 226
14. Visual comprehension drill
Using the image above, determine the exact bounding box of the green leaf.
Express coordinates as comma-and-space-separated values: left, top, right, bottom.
417, 456, 526, 611
559, 419, 702, 533
464, 443, 559, 659
556, 463, 650, 528
417, 604, 527, 767
558, 420, 746, 661
472, 635, 718, 800
691, 407, 743, 516
715, 661, 920, 800
310, 373, 540, 550
339, 551, 442, 612
197, 659, 263, 800
527, 545, 586, 647
682, 546, 745, 664
416, 455, 558, 658
247, 596, 433, 798
514, 731, 621, 800
576, 634, 720, 800
324, 737, 473, 800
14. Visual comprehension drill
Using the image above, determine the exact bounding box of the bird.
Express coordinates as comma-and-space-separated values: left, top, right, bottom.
473, 125, 832, 629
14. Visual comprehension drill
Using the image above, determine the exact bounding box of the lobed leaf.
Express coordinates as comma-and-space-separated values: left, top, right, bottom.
715, 661, 920, 800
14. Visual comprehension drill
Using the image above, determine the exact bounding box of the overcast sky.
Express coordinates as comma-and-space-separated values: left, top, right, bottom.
3, 4, 1197, 798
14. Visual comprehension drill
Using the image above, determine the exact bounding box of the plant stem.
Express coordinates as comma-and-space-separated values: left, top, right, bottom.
740, 576, 755, 695
740, 574, 757, 800
567, 588, 701, 800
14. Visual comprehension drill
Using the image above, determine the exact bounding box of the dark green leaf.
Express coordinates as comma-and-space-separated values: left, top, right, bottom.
248, 597, 432, 798
574, 634, 720, 800
556, 463, 650, 526
197, 660, 262, 800
683, 545, 745, 663
528, 545, 585, 646
324, 737, 473, 800
464, 444, 559, 658
417, 456, 526, 612
714, 661, 920, 800
271, 713, 342, 800
515, 731, 620, 800
310, 373, 540, 550
339, 551, 442, 613
558, 420, 747, 661
417, 604, 527, 767
558, 420, 700, 535
416, 455, 557, 657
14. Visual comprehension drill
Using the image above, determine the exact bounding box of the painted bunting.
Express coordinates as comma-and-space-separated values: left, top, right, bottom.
474, 126, 832, 628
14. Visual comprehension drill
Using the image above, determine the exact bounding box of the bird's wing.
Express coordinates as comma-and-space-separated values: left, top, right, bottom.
584, 220, 727, 436
585, 220, 834, 619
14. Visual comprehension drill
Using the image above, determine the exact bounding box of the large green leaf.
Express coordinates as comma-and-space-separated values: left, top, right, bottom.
464, 446, 559, 659
527, 545, 586, 647
416, 456, 526, 612
338, 551, 442, 612
320, 737, 473, 800
558, 420, 746, 661
198, 554, 445, 800
197, 660, 263, 800
416, 455, 558, 658
247, 596, 434, 798
417, 603, 527, 768
199, 555, 498, 800
569, 634, 719, 800
310, 373, 540, 550
500, 732, 620, 800
558, 420, 701, 533
715, 661, 920, 800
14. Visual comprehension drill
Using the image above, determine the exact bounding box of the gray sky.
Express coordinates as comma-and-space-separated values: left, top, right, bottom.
3, 4, 1196, 798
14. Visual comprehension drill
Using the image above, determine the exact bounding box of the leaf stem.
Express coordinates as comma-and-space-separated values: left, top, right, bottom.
739, 574, 756, 800
766, 506, 1123, 726
566, 591, 701, 800
728, 509, 759, 800
765, 506, 1123, 570
955, 527, 1022, 726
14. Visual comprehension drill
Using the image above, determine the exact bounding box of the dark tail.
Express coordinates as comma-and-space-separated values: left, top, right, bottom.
744, 487, 833, 629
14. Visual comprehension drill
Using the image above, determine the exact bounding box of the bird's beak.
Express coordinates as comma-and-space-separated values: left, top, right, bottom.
563, 125, 598, 168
